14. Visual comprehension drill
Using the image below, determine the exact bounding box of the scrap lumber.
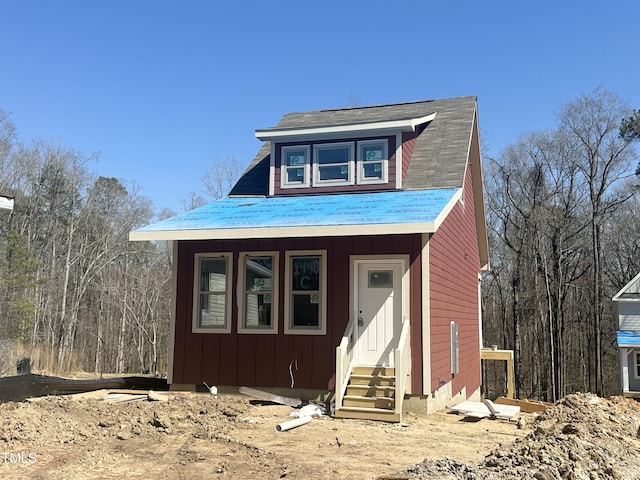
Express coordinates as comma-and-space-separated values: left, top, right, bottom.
103, 393, 148, 404
494, 396, 552, 413
148, 390, 192, 402
238, 386, 302, 407
0, 373, 168, 402
450, 399, 520, 420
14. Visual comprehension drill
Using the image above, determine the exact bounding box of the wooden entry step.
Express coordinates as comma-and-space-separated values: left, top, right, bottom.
334, 365, 400, 422
333, 405, 401, 423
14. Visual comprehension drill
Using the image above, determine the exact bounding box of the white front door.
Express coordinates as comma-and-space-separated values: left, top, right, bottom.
356, 261, 403, 367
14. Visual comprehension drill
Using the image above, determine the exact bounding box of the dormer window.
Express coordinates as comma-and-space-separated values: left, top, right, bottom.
313, 142, 354, 186
281, 146, 310, 189
358, 140, 388, 184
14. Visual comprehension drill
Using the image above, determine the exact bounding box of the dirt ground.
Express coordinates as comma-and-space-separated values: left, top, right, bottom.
0, 390, 639, 479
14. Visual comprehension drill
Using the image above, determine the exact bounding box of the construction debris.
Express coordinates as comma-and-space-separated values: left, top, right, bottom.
494, 396, 552, 413
27, 389, 191, 404
274, 415, 312, 432
0, 373, 168, 402
450, 398, 520, 420
238, 386, 302, 407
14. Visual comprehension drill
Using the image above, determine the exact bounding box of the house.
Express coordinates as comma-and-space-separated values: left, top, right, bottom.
130, 96, 489, 421
0, 192, 14, 211
613, 272, 640, 397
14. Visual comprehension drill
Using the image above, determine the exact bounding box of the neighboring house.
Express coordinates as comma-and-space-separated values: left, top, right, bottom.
0, 192, 14, 211
614, 272, 640, 397
130, 96, 489, 421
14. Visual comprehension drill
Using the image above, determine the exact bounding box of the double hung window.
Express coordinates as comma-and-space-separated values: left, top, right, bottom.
313, 143, 354, 186
284, 251, 327, 335
239, 252, 278, 333
281, 146, 310, 188
357, 140, 387, 184
193, 253, 232, 333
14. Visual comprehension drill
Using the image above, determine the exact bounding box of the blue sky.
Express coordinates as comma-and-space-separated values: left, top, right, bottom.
2, 1, 639, 214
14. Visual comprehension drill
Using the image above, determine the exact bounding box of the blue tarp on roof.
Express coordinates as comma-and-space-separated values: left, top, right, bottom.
133, 189, 458, 235
617, 330, 640, 347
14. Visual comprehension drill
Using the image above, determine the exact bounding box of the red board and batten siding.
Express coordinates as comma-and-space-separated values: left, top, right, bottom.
427, 149, 482, 395
401, 131, 419, 179
171, 234, 424, 393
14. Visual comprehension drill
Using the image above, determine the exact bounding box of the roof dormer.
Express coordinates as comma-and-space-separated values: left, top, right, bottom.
255, 110, 436, 196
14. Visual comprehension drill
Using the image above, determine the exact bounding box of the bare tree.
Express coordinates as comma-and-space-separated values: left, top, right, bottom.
484, 88, 639, 400
202, 155, 244, 200
558, 87, 639, 396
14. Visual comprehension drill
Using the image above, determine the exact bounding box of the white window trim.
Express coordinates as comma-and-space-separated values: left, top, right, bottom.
357, 139, 388, 185
284, 250, 327, 335
312, 142, 355, 187
634, 351, 640, 379
281, 145, 311, 189
237, 252, 279, 334
192, 252, 233, 334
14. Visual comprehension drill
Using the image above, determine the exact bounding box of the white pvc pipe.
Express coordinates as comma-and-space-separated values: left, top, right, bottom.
274, 416, 312, 432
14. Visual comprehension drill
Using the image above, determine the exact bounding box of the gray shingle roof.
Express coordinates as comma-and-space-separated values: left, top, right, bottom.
229, 95, 477, 196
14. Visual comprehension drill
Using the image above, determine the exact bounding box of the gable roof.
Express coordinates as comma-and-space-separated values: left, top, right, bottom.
230, 96, 477, 196
613, 272, 640, 301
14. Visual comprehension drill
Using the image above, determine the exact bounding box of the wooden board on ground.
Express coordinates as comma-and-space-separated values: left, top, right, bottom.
27, 389, 187, 403
103, 393, 148, 404
148, 390, 192, 402
450, 399, 520, 420
495, 396, 552, 413
238, 386, 302, 407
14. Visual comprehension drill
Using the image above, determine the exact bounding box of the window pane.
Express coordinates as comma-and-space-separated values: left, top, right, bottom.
362, 161, 383, 179
286, 151, 306, 166
199, 293, 226, 327
318, 147, 350, 165
319, 164, 348, 181
245, 293, 272, 327
200, 258, 226, 291
368, 270, 393, 288
292, 256, 320, 291
292, 294, 319, 327
286, 167, 305, 183
243, 255, 274, 330
362, 145, 383, 162
245, 256, 273, 291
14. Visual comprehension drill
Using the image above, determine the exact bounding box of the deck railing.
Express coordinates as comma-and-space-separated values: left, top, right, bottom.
335, 317, 356, 410
393, 315, 411, 418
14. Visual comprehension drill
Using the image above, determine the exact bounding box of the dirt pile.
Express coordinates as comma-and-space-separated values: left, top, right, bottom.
400, 393, 640, 479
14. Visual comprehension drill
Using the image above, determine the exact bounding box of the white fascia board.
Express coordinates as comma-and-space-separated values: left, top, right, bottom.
255, 113, 436, 141
613, 271, 640, 301
129, 221, 436, 242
